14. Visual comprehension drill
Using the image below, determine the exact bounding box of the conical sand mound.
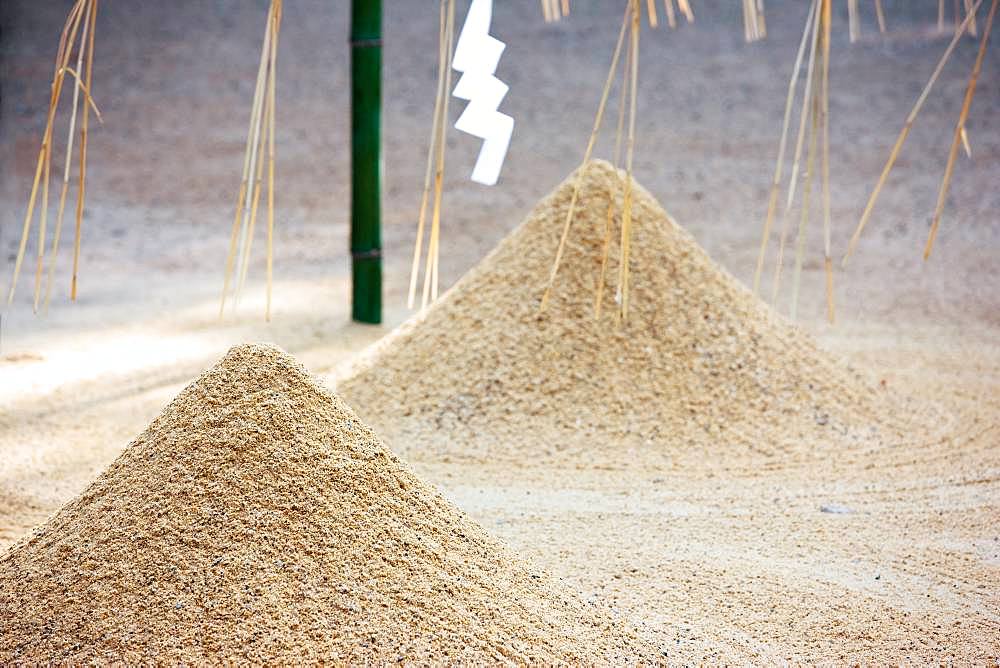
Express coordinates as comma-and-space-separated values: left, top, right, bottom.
0, 344, 655, 663
339, 160, 944, 470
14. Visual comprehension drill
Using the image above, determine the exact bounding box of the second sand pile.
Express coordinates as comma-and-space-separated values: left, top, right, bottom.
0, 344, 656, 663
339, 160, 945, 470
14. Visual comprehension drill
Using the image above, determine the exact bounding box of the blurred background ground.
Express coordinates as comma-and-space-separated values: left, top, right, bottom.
0, 1, 998, 662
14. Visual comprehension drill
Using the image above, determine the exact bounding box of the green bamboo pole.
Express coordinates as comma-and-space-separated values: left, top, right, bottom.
350, 0, 383, 323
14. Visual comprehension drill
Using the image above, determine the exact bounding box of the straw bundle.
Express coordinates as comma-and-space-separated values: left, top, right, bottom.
743, 0, 767, 42
408, 0, 456, 310
541, 0, 568, 23
220, 0, 283, 320
754, 0, 834, 322
8, 0, 101, 312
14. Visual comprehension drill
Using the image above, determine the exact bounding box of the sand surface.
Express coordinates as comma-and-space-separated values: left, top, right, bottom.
1, 0, 998, 663
335, 162, 1000, 663
337, 160, 949, 472
0, 344, 654, 663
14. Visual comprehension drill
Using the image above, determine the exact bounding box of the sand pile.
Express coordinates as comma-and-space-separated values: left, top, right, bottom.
339, 160, 944, 470
0, 344, 656, 663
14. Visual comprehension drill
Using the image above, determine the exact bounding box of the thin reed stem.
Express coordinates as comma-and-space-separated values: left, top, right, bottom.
35, 107, 54, 311
772, 3, 821, 306
71, 0, 97, 302
421, 0, 455, 309
842, 0, 984, 266
8, 0, 86, 306
237, 55, 273, 301
233, 5, 274, 308
549, 0, 561, 22
266, 0, 282, 321
964, 0, 979, 36
409, 0, 447, 309
874, 0, 887, 33
925, 0, 997, 260
790, 74, 821, 321
598, 45, 631, 319
45, 2, 92, 311
221, 1, 274, 315
847, 0, 860, 42
677, 0, 694, 22
819, 0, 834, 322
618, 0, 640, 321
614, 34, 630, 167
541, 3, 629, 311
753, 0, 817, 295
784, 3, 821, 216
663, 0, 677, 28
595, 180, 619, 319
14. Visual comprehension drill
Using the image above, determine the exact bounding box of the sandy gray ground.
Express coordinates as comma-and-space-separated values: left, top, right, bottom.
1, 0, 998, 662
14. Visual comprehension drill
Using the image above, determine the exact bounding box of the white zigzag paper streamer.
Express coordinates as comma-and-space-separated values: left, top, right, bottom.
452, 0, 514, 186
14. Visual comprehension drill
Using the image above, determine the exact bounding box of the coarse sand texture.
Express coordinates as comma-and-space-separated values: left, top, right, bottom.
0, 344, 656, 663
339, 160, 947, 470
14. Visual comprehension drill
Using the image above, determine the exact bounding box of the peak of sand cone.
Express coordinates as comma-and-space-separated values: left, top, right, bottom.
0, 344, 655, 663
339, 161, 943, 471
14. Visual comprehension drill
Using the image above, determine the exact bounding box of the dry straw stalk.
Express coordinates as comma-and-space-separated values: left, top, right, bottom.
408, 0, 449, 309
542, 3, 630, 311
220, 0, 282, 317
677, 0, 694, 22
771, 0, 821, 307
842, 0, 984, 266
925, 0, 997, 260
265, 1, 281, 320
617, 0, 641, 321
44, 2, 92, 311
70, 0, 98, 302
964, 0, 979, 35
847, 0, 860, 42
420, 0, 455, 309
790, 58, 822, 322
819, 0, 834, 322
663, 0, 677, 29
753, 0, 818, 295
8, 0, 88, 307
874, 0, 887, 33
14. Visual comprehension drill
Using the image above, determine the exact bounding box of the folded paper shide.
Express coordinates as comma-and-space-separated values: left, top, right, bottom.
452, 0, 513, 186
